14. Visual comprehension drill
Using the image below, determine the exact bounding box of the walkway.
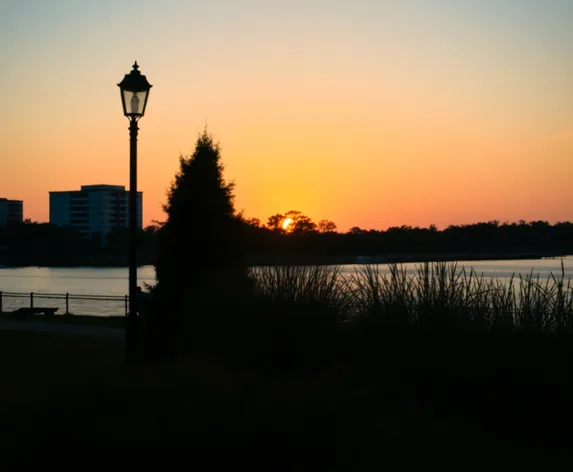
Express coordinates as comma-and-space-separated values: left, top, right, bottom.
0, 319, 124, 339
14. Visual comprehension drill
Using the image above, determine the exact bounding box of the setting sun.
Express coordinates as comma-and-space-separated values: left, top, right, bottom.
282, 218, 294, 231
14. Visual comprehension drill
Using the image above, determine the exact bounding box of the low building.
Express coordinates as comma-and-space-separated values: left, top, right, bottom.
49, 184, 142, 238
0, 198, 23, 227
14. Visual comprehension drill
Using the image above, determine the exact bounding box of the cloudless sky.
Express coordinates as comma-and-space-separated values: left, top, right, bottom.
1, 0, 572, 231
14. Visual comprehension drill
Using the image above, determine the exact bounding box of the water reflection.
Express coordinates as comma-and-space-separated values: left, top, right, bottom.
0, 257, 571, 296
0, 256, 571, 316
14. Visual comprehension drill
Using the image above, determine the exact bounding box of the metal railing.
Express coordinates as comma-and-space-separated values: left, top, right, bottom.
0, 291, 127, 317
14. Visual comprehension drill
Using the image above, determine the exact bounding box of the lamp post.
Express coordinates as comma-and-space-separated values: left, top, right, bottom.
118, 62, 152, 364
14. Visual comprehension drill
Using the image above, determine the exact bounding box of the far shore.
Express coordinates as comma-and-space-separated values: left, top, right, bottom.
0, 252, 569, 269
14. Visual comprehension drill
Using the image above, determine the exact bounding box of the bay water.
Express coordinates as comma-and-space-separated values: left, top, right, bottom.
1, 256, 571, 316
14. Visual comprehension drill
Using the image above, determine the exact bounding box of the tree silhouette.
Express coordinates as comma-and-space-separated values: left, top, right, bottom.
155, 129, 241, 284
267, 213, 285, 232
265, 210, 317, 235
318, 219, 337, 233
291, 214, 317, 235
150, 129, 247, 357
244, 217, 262, 228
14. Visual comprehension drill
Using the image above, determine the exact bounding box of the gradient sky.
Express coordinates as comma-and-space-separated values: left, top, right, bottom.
1, 0, 572, 231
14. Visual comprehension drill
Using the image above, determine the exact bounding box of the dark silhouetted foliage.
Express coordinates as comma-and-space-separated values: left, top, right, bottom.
318, 219, 337, 233
2, 217, 572, 268
147, 129, 249, 358
155, 129, 245, 286
0, 221, 156, 267
241, 220, 573, 264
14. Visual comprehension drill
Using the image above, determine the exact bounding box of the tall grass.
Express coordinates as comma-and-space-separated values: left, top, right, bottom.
247, 261, 573, 340
164, 260, 571, 365
349, 261, 573, 337
145, 261, 572, 445
246, 266, 353, 347
250, 265, 352, 317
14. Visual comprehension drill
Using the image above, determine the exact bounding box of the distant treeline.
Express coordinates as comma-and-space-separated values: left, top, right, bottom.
0, 221, 157, 267
243, 219, 573, 263
0, 219, 571, 267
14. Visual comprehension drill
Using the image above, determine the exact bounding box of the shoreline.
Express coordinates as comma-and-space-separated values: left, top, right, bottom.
0, 252, 568, 269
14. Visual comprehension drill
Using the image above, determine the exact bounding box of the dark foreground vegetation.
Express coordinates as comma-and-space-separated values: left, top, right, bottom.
144, 131, 573, 466
0, 263, 571, 467
1, 130, 571, 468
143, 263, 572, 458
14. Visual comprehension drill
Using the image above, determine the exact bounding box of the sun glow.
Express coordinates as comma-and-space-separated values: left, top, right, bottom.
282, 218, 294, 231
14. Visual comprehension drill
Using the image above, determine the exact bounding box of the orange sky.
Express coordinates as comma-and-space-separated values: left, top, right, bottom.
1, 0, 572, 231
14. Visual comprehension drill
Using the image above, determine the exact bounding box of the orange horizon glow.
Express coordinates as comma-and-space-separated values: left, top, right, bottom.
0, 1, 572, 232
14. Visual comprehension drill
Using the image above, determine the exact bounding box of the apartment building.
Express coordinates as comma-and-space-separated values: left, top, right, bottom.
0, 198, 23, 227
49, 184, 142, 238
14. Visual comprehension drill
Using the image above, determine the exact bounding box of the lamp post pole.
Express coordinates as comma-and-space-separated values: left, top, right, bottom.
118, 62, 152, 365
127, 118, 139, 364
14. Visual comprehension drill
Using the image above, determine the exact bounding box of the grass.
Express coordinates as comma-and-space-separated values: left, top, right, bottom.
0, 312, 125, 328
248, 261, 573, 336
347, 261, 573, 335
1, 261, 571, 467
240, 261, 573, 370
1, 330, 566, 469
222, 262, 573, 454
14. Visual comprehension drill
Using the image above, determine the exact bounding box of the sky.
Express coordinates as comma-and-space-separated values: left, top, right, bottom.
0, 0, 572, 231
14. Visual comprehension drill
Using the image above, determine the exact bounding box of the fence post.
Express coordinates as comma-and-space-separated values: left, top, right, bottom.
30, 292, 34, 310
65, 293, 69, 315
125, 295, 128, 316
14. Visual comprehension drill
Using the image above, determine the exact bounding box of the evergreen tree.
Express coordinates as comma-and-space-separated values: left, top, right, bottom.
155, 129, 242, 285
147, 129, 248, 358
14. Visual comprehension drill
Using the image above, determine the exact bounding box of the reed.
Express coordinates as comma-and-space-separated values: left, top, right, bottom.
161, 261, 571, 362
349, 261, 573, 337
250, 265, 351, 313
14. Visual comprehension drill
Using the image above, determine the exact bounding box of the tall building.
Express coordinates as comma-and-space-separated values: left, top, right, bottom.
49, 185, 142, 238
0, 198, 23, 227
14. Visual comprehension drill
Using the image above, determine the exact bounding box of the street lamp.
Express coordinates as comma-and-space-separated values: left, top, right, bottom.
118, 61, 152, 364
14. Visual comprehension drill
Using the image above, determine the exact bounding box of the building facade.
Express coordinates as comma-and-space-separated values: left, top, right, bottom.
49, 185, 142, 238
0, 198, 23, 227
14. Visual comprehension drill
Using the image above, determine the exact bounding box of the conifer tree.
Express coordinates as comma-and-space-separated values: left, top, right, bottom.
155, 129, 242, 287
147, 129, 247, 357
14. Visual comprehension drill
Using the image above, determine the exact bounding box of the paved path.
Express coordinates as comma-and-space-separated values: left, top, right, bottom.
0, 320, 124, 339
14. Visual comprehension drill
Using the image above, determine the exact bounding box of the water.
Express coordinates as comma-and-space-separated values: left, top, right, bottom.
0, 266, 157, 296
0, 256, 571, 316
342, 256, 573, 283
0, 266, 156, 317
